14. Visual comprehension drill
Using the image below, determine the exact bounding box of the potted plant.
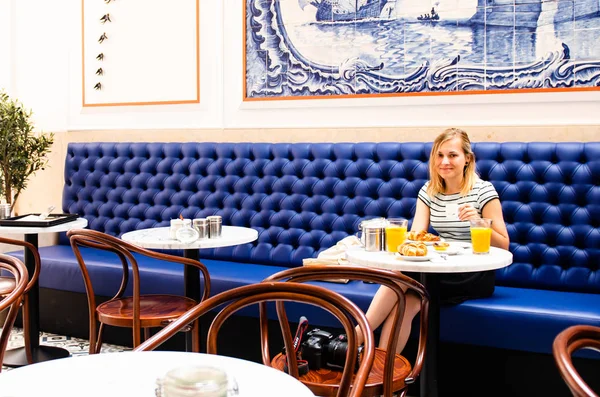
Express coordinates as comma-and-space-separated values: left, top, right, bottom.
0, 91, 54, 214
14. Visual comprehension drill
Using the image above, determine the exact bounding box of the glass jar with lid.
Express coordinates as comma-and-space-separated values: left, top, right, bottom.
156, 365, 238, 397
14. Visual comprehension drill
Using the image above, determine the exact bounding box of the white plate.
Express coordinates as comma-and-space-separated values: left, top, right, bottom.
394, 252, 434, 261
434, 247, 460, 255
406, 238, 444, 246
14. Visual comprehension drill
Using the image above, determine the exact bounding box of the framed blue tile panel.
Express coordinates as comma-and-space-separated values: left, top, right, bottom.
244, 0, 600, 100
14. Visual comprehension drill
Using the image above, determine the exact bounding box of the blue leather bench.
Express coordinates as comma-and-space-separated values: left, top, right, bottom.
8, 142, 600, 357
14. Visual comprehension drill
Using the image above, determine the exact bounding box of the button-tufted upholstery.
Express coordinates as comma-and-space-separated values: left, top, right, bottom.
62, 143, 429, 267
8, 141, 600, 355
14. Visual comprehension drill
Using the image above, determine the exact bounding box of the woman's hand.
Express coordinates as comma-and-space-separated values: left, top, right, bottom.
458, 204, 480, 221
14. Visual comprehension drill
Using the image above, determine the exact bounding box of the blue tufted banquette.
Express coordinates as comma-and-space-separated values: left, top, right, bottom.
9, 141, 600, 356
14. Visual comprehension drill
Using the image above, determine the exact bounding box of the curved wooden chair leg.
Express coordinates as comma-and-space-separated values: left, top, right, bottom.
143, 327, 151, 342
22, 295, 34, 364
191, 319, 200, 353
95, 324, 105, 354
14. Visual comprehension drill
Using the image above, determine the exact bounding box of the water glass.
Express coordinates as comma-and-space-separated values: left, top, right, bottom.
169, 219, 184, 240
470, 218, 492, 254
0, 203, 11, 220
385, 218, 408, 253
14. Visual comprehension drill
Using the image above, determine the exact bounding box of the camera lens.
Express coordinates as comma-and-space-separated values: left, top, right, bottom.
326, 336, 349, 370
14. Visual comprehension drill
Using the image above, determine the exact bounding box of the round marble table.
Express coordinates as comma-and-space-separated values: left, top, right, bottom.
0, 218, 88, 367
346, 244, 513, 397
121, 225, 258, 251
345, 246, 513, 273
121, 226, 258, 351
0, 351, 315, 396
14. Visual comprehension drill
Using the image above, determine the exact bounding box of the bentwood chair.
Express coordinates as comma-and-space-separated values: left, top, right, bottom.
0, 254, 28, 371
135, 282, 376, 397
0, 237, 41, 365
262, 265, 430, 397
553, 325, 600, 397
67, 229, 210, 353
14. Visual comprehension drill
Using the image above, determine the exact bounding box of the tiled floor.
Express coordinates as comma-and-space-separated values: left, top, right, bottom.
2, 328, 420, 396
2, 327, 129, 372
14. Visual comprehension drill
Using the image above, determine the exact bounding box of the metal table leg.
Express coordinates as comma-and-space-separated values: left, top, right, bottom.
183, 248, 201, 352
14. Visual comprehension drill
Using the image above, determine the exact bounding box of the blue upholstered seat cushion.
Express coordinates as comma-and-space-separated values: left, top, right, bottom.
6, 245, 379, 326
441, 286, 600, 356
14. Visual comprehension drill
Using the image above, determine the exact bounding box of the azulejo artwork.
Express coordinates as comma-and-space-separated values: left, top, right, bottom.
244, 0, 600, 99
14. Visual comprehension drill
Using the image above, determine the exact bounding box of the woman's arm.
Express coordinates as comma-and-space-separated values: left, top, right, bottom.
411, 198, 431, 232
481, 198, 510, 250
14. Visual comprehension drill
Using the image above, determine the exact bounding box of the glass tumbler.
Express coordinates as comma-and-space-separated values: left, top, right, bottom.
470, 218, 493, 254
385, 218, 408, 253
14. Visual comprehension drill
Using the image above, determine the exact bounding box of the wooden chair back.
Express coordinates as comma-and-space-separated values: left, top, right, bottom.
0, 236, 41, 365
68, 229, 210, 351
262, 265, 429, 397
553, 325, 600, 397
0, 236, 41, 296
0, 254, 28, 372
135, 282, 376, 397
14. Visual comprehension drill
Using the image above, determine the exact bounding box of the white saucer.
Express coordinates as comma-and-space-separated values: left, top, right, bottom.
432, 241, 473, 255
435, 247, 460, 255
394, 252, 434, 262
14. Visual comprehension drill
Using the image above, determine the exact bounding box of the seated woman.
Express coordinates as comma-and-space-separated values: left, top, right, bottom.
364, 127, 510, 354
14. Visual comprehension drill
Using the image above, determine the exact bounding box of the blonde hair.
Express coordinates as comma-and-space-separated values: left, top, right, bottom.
427, 128, 478, 197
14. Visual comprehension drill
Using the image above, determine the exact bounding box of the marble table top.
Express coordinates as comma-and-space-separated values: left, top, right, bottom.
345, 244, 513, 273
121, 225, 258, 250
0, 351, 315, 397
0, 218, 88, 235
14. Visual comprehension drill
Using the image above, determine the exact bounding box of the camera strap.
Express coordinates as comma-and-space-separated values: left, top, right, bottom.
284, 316, 309, 376
293, 316, 309, 352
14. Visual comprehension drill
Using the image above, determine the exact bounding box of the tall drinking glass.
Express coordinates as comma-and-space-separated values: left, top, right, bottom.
470, 218, 493, 254
385, 218, 408, 253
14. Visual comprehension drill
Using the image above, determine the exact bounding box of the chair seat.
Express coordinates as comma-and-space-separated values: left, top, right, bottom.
271, 348, 411, 397
0, 277, 16, 295
97, 294, 197, 328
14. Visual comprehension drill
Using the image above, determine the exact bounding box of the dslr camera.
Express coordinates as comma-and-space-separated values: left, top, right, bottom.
300, 328, 360, 371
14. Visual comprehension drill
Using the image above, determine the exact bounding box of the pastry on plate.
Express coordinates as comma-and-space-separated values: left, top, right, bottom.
407, 230, 441, 242
398, 242, 428, 256
433, 242, 450, 252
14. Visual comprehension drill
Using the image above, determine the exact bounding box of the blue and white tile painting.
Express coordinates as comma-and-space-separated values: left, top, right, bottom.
245, 0, 600, 98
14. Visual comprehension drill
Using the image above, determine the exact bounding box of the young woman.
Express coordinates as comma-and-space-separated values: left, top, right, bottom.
363, 128, 510, 354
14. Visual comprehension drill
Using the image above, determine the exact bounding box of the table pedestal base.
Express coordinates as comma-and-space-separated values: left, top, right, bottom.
2, 345, 70, 367
420, 273, 440, 397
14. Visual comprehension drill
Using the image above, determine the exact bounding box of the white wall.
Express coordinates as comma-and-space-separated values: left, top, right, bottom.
5, 0, 600, 133
67, 0, 223, 130
0, 0, 14, 94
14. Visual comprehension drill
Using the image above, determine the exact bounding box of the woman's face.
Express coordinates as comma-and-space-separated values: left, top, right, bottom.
434, 137, 469, 181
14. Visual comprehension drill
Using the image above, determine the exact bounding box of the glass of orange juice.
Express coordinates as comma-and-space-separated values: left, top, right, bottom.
385, 218, 408, 253
470, 218, 493, 254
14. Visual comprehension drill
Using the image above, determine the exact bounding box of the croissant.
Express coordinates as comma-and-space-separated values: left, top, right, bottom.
407, 230, 424, 241
407, 230, 441, 242
399, 242, 428, 256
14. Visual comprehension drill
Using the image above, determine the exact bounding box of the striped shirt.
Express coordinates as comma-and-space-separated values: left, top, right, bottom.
418, 179, 499, 242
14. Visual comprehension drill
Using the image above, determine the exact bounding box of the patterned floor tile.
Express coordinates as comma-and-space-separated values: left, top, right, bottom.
2, 327, 129, 371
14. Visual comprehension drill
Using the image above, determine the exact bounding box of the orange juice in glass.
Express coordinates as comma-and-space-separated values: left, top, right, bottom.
385, 218, 408, 253
470, 218, 493, 254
